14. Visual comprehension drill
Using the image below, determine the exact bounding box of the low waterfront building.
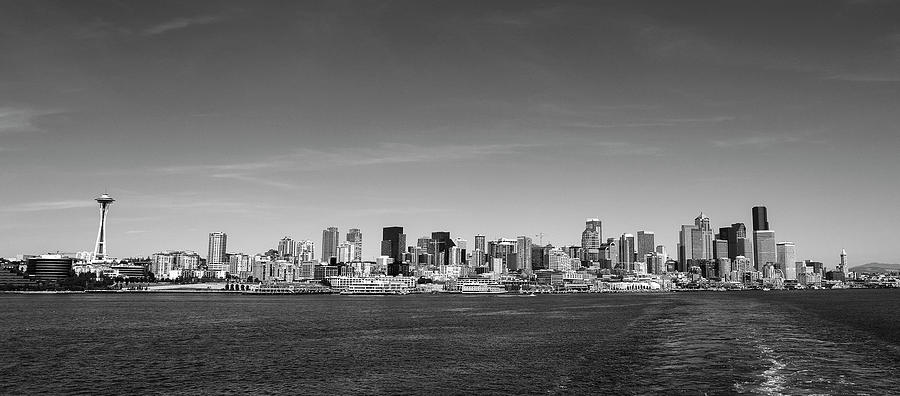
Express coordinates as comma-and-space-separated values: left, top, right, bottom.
26, 255, 74, 281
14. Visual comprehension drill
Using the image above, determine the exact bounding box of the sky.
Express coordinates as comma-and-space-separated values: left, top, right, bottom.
1, 0, 899, 266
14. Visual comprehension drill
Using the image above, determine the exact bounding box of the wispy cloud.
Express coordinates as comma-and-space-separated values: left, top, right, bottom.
155, 142, 541, 190
712, 134, 806, 148
1, 200, 95, 213
565, 116, 733, 129
0, 107, 59, 134
143, 15, 225, 36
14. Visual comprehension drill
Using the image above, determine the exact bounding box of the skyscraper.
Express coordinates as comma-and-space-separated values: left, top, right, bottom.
208, 232, 227, 267
776, 242, 797, 280
752, 206, 769, 231
694, 213, 714, 260
382, 226, 406, 268
321, 227, 339, 263
346, 228, 363, 262
474, 234, 486, 252
753, 230, 777, 271
678, 225, 696, 272
637, 231, 655, 259
838, 249, 847, 273
618, 233, 635, 270
515, 236, 532, 272
92, 193, 115, 262
277, 236, 295, 259
721, 223, 748, 260
581, 218, 601, 262
431, 231, 454, 266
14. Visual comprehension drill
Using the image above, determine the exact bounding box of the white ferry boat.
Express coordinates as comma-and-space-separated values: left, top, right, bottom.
243, 285, 295, 295
460, 283, 507, 294
339, 282, 410, 295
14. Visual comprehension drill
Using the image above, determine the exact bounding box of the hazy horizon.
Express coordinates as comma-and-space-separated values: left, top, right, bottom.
2, 1, 899, 266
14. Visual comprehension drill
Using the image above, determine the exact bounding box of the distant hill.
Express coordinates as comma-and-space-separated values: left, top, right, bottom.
850, 263, 900, 273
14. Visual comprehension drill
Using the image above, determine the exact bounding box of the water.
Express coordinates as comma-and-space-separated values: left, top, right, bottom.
2, 290, 899, 395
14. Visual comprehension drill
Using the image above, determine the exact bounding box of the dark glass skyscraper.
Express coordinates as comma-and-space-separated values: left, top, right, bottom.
752, 206, 769, 231
382, 227, 405, 264
430, 231, 455, 266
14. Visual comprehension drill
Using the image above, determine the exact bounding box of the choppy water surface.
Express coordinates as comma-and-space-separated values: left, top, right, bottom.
1, 290, 899, 395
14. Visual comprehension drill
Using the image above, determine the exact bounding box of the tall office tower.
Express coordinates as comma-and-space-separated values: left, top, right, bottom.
208, 232, 227, 267
297, 240, 315, 262
431, 231, 455, 266
679, 225, 697, 272
336, 242, 355, 264
694, 213, 714, 260
92, 193, 115, 262
382, 226, 406, 266
456, 238, 468, 265
321, 227, 339, 263
581, 218, 601, 262
753, 230, 777, 271
605, 240, 618, 268
474, 235, 486, 252
655, 245, 668, 263
546, 248, 571, 271
618, 234, 635, 270
838, 249, 847, 273
346, 228, 363, 262
752, 206, 769, 231
488, 238, 517, 272
277, 236, 296, 259
637, 231, 655, 259
776, 242, 797, 280
417, 236, 432, 250
472, 249, 486, 267
515, 236, 533, 272
714, 239, 729, 260
721, 223, 748, 260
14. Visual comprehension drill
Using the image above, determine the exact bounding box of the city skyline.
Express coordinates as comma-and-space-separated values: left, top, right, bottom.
1, 1, 899, 264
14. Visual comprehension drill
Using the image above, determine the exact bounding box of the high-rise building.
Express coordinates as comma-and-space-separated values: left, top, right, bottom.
336, 242, 355, 264
753, 230, 777, 271
618, 233, 635, 270
277, 236, 296, 259
515, 236, 532, 272
92, 193, 115, 262
382, 226, 407, 274
297, 240, 315, 262
720, 223, 749, 260
208, 232, 227, 267
776, 242, 797, 280
455, 238, 468, 265
838, 249, 847, 273
431, 231, 454, 266
679, 225, 696, 272
346, 228, 363, 262
321, 227, 340, 263
474, 235, 486, 252
694, 213, 714, 260
546, 248, 571, 271
713, 239, 728, 260
637, 231, 655, 259
488, 238, 517, 272
581, 219, 601, 262
752, 206, 769, 231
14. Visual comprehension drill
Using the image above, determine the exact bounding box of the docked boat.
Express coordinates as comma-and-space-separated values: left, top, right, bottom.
243, 285, 295, 295
460, 283, 507, 294
339, 282, 410, 295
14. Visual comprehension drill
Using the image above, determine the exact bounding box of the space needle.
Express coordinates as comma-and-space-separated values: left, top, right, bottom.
92, 193, 115, 263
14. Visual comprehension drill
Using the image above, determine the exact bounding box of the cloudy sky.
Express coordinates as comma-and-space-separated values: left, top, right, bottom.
1, 0, 899, 266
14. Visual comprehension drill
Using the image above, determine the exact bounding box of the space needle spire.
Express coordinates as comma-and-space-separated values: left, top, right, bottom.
92, 193, 115, 262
